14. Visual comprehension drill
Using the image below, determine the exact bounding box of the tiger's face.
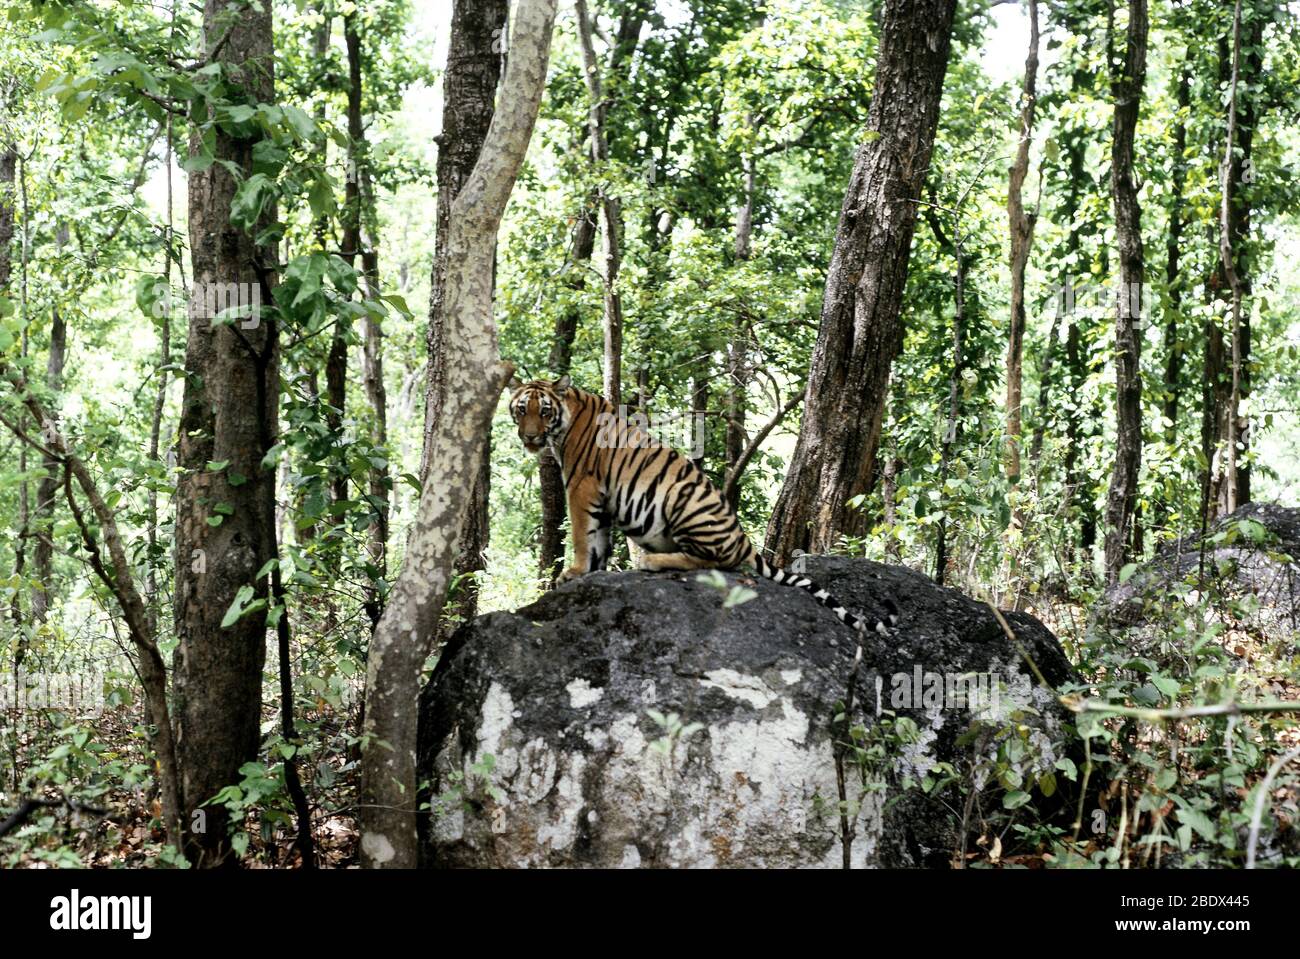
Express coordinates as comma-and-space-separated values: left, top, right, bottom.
508, 375, 571, 454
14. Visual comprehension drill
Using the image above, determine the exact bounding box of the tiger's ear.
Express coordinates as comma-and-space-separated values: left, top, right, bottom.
508, 375, 524, 390
553, 374, 571, 393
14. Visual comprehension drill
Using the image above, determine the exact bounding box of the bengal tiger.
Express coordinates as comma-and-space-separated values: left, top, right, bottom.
508, 375, 899, 639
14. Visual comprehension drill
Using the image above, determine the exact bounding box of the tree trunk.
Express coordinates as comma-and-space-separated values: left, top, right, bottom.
1003, 0, 1039, 503
725, 141, 756, 510
764, 0, 958, 564
924, 207, 968, 587
689, 363, 711, 472
538, 209, 596, 585
1216, 0, 1261, 516
360, 236, 389, 626
1102, 0, 1148, 585
575, 0, 625, 409
537, 0, 643, 582
322, 10, 369, 522
1029, 8, 1086, 497
421, 0, 509, 632
1, 145, 22, 656
1160, 51, 1191, 465
172, 0, 278, 866
29, 222, 68, 627
0, 147, 12, 287
1059, 70, 1094, 558
148, 117, 179, 638
360, 0, 556, 869
344, 15, 391, 626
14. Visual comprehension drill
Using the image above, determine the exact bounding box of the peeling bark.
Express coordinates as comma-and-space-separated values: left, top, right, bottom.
422, 0, 509, 633
360, 0, 556, 869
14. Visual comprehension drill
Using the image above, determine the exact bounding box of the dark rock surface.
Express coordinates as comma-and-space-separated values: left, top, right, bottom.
1104, 503, 1300, 639
417, 556, 1077, 868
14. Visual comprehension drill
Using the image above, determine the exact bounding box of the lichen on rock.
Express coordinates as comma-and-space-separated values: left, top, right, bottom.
417, 556, 1077, 868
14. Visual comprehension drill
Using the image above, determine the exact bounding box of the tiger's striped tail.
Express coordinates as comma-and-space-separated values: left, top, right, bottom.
753, 555, 900, 637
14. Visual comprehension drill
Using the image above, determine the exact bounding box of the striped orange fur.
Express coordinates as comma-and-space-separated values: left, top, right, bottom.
508, 376, 898, 637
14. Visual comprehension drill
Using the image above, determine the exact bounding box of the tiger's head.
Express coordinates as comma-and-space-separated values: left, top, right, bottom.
507, 375, 572, 455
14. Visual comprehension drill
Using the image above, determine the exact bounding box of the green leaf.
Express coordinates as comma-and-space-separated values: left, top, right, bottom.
1150, 674, 1181, 700
230, 173, 276, 229
1175, 807, 1216, 842
280, 104, 318, 141
1002, 790, 1031, 810
380, 293, 413, 319
220, 585, 265, 629
307, 171, 336, 219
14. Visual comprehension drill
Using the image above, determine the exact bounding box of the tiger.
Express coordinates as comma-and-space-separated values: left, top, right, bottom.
507, 375, 899, 639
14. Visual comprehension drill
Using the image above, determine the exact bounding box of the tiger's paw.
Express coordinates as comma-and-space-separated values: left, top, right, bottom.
556, 566, 586, 584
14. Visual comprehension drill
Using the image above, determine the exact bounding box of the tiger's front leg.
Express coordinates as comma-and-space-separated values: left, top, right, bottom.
558, 478, 606, 584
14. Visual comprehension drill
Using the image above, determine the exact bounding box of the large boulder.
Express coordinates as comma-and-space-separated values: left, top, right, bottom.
416, 556, 1077, 868
1104, 503, 1300, 644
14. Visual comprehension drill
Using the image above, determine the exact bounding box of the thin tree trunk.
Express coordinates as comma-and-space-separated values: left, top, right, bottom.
173, 0, 279, 866
928, 217, 967, 587
689, 363, 711, 472
1217, 0, 1260, 516
1030, 10, 1087, 490
1004, 0, 1040, 501
1158, 50, 1191, 522
575, 0, 625, 409
360, 234, 389, 626
147, 113, 178, 638
881, 441, 901, 563
1103, 0, 1148, 585
1, 145, 24, 657
324, 9, 367, 521
536, 0, 644, 580
764, 0, 958, 564
725, 139, 756, 510
538, 209, 596, 585
421, 0, 509, 634
31, 260, 66, 626
361, 0, 556, 869
343, 14, 391, 627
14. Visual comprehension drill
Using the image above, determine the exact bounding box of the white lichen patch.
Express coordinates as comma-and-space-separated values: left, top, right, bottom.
566, 678, 605, 709
478, 681, 517, 776
701, 668, 779, 709
534, 753, 587, 850
361, 831, 396, 865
